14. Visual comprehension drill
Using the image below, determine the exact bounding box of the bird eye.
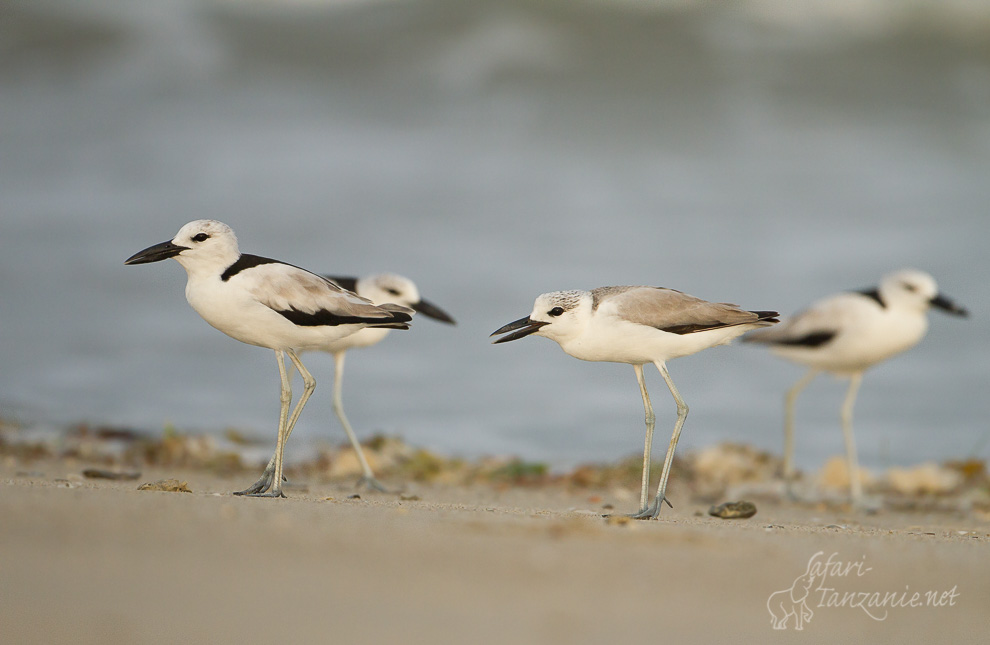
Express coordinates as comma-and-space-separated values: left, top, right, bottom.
548, 306, 565, 317
192, 233, 210, 243
901, 282, 917, 292
386, 288, 401, 296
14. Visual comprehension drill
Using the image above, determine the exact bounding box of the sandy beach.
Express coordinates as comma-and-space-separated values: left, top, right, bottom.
2, 440, 988, 645
3, 2, 989, 643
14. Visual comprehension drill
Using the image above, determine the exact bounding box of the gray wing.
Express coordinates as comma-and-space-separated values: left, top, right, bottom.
597, 286, 773, 334
744, 292, 870, 346
322, 275, 359, 293
243, 263, 413, 325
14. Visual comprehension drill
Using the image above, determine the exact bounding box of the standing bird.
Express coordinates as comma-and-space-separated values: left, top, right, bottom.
125, 220, 413, 498
491, 286, 778, 519
743, 269, 968, 506
316, 273, 455, 491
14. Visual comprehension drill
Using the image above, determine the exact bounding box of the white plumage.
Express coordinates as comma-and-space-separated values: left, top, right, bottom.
744, 269, 968, 506
125, 220, 413, 497
492, 285, 778, 519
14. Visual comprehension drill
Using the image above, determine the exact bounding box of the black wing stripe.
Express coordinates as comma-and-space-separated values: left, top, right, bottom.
772, 331, 837, 348
854, 287, 885, 308
661, 311, 779, 335
221, 254, 283, 281
275, 306, 411, 328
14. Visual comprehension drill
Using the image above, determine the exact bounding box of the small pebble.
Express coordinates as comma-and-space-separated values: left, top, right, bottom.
137, 479, 191, 493
83, 468, 141, 481
708, 501, 757, 519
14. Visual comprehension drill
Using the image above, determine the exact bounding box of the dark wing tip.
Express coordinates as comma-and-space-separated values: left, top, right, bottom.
750, 310, 780, 321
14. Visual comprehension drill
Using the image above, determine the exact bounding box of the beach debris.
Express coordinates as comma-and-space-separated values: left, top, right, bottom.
223, 428, 257, 445
818, 456, 874, 492
325, 447, 381, 480
490, 459, 550, 486
347, 494, 361, 499
944, 458, 986, 483
693, 444, 781, 487
708, 501, 757, 519
885, 462, 963, 496
82, 468, 141, 480
137, 479, 191, 493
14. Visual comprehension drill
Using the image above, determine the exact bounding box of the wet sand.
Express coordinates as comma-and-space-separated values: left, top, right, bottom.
2, 455, 988, 644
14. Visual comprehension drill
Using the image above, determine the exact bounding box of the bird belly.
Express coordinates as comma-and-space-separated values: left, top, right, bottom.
185, 281, 361, 351
771, 313, 928, 374
320, 327, 391, 353
559, 320, 751, 364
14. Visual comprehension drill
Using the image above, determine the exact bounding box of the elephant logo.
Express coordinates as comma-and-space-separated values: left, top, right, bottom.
767, 559, 817, 630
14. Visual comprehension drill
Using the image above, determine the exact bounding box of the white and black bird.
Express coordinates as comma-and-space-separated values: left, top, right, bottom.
491, 286, 778, 519
744, 269, 968, 506
314, 273, 455, 491
125, 220, 414, 498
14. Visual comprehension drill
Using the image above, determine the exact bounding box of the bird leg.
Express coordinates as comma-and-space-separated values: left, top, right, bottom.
631, 364, 655, 515
630, 361, 681, 519
840, 372, 864, 508
238, 350, 294, 497
332, 351, 390, 493
783, 369, 819, 497
237, 349, 315, 498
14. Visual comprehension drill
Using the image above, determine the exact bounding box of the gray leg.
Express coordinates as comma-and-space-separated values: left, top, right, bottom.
283, 349, 316, 442
237, 349, 315, 498
783, 369, 819, 494
631, 364, 655, 515
631, 361, 683, 519
237, 349, 294, 498
840, 372, 864, 507
331, 351, 389, 493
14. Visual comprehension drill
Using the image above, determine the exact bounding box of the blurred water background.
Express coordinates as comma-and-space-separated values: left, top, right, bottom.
2, 0, 989, 471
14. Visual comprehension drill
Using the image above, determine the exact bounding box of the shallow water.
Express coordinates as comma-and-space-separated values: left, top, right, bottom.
2, 0, 988, 470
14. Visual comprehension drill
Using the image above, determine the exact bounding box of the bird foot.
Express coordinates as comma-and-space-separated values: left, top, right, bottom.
241, 490, 287, 499
626, 495, 673, 520
356, 475, 390, 493
233, 469, 279, 496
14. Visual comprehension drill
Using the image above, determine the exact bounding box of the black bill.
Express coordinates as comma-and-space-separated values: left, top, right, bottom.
125, 240, 188, 265
412, 298, 456, 324
490, 316, 549, 344
930, 293, 968, 317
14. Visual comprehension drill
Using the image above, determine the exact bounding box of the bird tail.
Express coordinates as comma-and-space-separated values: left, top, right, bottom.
367, 303, 414, 330
749, 310, 780, 324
